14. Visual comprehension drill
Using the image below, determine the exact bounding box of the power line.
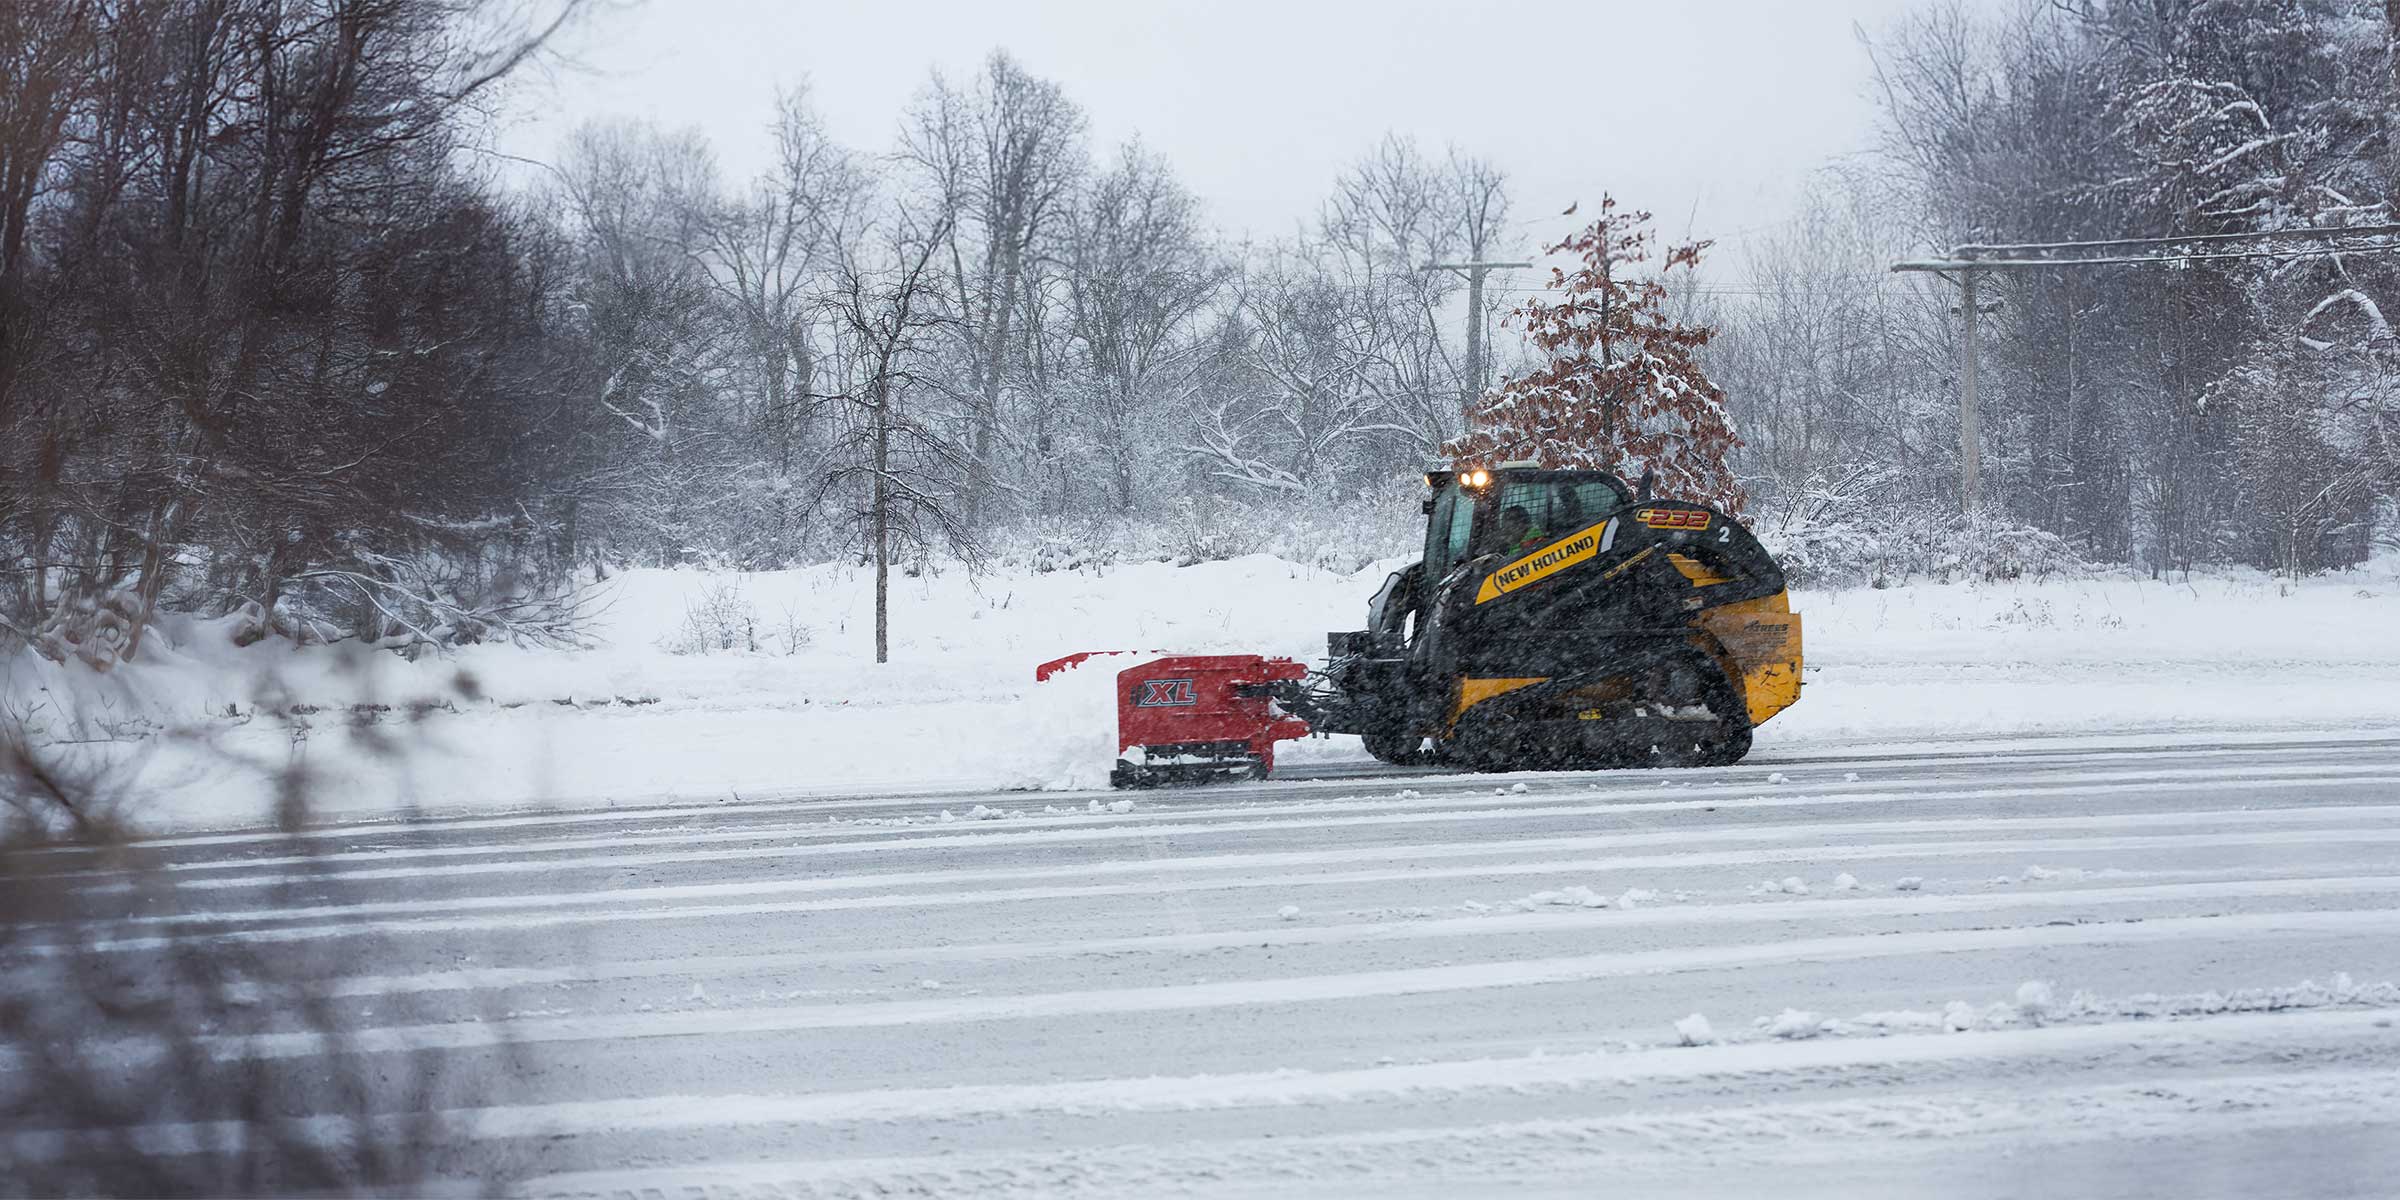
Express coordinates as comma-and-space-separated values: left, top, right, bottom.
1898, 242, 2400, 271
1949, 222, 2400, 257
1898, 225, 2400, 272
1483, 278, 1916, 297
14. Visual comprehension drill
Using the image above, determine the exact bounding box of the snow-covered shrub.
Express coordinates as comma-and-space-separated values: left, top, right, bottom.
772, 601, 813, 656
24, 590, 142, 672
1756, 518, 1894, 590
265, 548, 587, 656
1738, 466, 1921, 587
662, 580, 758, 655
1757, 481, 2091, 588
988, 478, 1425, 576
985, 470, 2098, 588
1933, 515, 2085, 583
1990, 597, 2056, 628
1164, 497, 1250, 567
1017, 523, 1123, 575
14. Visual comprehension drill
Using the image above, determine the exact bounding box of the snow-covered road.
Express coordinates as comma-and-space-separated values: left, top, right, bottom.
24, 733, 2400, 1197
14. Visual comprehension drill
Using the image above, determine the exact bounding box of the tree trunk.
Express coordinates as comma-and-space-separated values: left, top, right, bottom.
872, 382, 891, 665
121, 497, 180, 663
971, 235, 1025, 526
973, 301, 1011, 524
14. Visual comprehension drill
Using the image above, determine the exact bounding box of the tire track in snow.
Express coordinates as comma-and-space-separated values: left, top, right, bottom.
11, 869, 2389, 1000
511, 1062, 2400, 1199
62, 750, 2400, 884
22, 734, 2400, 1192
46, 826, 2400, 955
67, 816, 2400, 944
172, 909, 2400, 1056
49, 734, 2400, 860
26, 1007, 2398, 1161
292, 874, 2400, 998
111, 765, 2400, 893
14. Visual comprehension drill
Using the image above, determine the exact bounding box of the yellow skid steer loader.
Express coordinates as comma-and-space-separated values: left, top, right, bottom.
1295, 464, 1802, 769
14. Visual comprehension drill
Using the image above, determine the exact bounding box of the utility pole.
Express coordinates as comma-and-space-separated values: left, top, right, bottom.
1423, 259, 1532, 424
1892, 259, 2000, 514
1957, 266, 1982, 514
1881, 264, 1996, 516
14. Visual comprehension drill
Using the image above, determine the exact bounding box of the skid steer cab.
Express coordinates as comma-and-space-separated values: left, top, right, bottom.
1298, 463, 1802, 770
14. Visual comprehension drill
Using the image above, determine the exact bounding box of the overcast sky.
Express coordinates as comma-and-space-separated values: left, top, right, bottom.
495, 0, 1949, 281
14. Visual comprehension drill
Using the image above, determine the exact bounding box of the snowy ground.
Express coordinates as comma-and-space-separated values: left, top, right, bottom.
6, 557, 2400, 829
14, 735, 2400, 1195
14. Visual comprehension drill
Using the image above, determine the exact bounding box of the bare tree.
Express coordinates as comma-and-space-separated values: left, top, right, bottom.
1708, 169, 1952, 514
1194, 243, 1411, 497
707, 86, 872, 564
3, 0, 593, 662
1183, 136, 1513, 502
0, 0, 98, 624
814, 213, 973, 663
1305, 135, 1527, 462
898, 51, 1087, 527
1062, 141, 1226, 510
553, 120, 730, 565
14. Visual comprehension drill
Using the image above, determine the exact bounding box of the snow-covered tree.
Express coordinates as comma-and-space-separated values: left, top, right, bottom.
898, 52, 1088, 526
1060, 142, 1225, 511
1845, 0, 2400, 573
1444, 197, 1746, 513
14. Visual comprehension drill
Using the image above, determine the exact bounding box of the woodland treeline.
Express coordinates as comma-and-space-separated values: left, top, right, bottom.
4, 0, 2399, 663
1717, 0, 2400, 577
0, 0, 1524, 660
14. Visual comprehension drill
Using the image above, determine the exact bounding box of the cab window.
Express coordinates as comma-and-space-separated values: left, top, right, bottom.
1474, 477, 1627, 558
1425, 486, 1475, 576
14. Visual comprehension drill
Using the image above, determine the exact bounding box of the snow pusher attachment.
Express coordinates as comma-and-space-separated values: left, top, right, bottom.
1039, 653, 1312, 788
1292, 464, 1803, 770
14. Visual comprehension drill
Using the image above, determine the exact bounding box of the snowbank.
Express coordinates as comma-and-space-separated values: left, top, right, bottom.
9, 559, 2400, 831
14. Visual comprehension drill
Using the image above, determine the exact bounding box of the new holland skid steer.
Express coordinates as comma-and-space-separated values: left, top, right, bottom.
1295, 462, 1803, 769
1053, 461, 1802, 785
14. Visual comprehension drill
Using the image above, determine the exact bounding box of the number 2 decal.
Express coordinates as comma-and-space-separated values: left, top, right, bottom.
1717, 525, 1731, 543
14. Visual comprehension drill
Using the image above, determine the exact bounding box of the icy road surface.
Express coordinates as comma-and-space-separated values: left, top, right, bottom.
30, 734, 2400, 1197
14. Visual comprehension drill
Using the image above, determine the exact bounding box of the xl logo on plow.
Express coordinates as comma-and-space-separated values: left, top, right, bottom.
1136, 679, 1198, 707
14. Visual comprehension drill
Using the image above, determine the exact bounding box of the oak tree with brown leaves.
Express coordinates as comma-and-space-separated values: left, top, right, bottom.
1444, 196, 1746, 513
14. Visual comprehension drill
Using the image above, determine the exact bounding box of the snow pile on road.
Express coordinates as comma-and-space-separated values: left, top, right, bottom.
10, 556, 2400, 830
1515, 885, 1613, 910
1508, 884, 1671, 912
1750, 975, 2400, 1042
1760, 1008, 1832, 1039
2015, 980, 2057, 1020
1003, 653, 1128, 792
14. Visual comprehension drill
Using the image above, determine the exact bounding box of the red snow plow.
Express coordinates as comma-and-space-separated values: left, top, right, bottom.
1036, 652, 1312, 788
